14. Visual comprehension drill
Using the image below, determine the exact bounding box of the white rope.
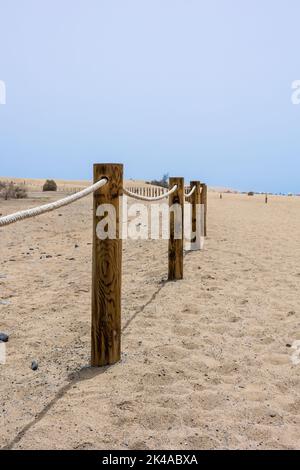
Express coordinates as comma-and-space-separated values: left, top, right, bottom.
123, 185, 177, 201
0, 178, 108, 227
185, 186, 196, 198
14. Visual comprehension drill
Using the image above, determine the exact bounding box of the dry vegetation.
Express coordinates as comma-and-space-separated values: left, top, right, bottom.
0, 181, 27, 200
43, 180, 57, 192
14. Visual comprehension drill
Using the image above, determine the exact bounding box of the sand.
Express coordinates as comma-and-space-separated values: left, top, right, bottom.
1, 187, 300, 450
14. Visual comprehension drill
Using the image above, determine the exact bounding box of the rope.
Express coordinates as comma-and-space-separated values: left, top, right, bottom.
0, 178, 108, 227
123, 185, 177, 201
185, 186, 196, 198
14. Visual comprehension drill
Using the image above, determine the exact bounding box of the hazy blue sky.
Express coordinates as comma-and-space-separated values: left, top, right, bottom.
1, 1, 300, 192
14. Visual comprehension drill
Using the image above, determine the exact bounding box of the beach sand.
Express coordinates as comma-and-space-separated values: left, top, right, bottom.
1, 187, 300, 450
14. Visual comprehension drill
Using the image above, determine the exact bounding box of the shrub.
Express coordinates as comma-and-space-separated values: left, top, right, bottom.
43, 179, 57, 191
0, 181, 28, 200
247, 191, 254, 196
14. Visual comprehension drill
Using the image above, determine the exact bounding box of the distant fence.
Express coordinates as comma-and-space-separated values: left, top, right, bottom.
0, 164, 208, 367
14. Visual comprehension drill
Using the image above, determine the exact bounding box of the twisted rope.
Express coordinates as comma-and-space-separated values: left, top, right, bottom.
185, 186, 196, 198
123, 185, 177, 201
0, 178, 108, 227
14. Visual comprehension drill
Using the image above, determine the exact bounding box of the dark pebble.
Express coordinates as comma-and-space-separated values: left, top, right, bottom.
31, 361, 39, 371
0, 333, 9, 343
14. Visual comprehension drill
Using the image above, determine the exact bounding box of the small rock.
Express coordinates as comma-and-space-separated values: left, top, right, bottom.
286, 343, 292, 348
31, 361, 39, 371
0, 300, 10, 305
0, 333, 9, 343
75, 244, 79, 248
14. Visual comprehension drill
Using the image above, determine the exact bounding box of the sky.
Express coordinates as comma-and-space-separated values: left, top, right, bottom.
0, 0, 300, 193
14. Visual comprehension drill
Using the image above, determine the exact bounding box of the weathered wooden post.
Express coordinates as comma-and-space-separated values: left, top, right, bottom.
92, 163, 123, 367
168, 177, 184, 280
265, 193, 268, 204
201, 183, 208, 237
189, 180, 202, 250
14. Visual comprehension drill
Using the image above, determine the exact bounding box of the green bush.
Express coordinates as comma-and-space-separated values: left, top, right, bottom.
43, 179, 57, 191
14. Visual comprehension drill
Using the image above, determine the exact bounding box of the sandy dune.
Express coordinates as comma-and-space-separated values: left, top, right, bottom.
1, 189, 300, 450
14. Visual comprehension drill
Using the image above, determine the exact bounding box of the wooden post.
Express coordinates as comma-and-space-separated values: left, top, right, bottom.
201, 183, 208, 237
189, 180, 201, 250
168, 177, 184, 280
91, 163, 123, 367
265, 193, 268, 204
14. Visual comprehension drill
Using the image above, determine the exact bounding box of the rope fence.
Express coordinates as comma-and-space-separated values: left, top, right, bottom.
0, 178, 107, 227
123, 184, 177, 201
126, 185, 168, 198
1, 163, 208, 368
185, 185, 196, 198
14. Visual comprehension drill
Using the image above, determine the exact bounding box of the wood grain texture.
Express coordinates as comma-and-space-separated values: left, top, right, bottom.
91, 163, 123, 366
168, 177, 184, 280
